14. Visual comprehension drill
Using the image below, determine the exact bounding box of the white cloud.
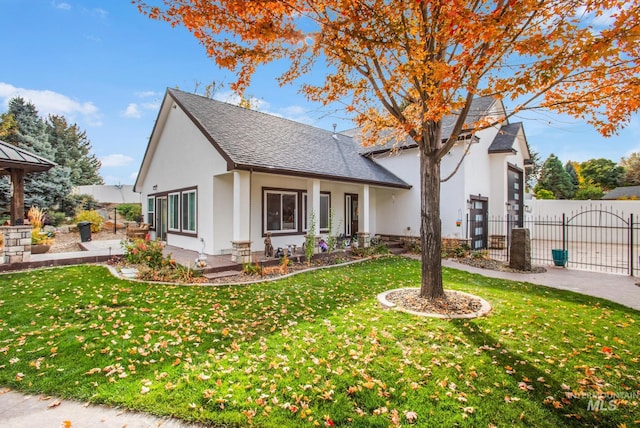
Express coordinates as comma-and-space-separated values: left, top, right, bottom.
135, 91, 161, 98
122, 103, 142, 118
101, 154, 134, 167
129, 171, 139, 181
0, 82, 102, 126
142, 102, 160, 110
52, 1, 71, 10
92, 8, 108, 19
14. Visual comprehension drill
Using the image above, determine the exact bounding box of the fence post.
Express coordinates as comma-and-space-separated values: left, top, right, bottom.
630, 213, 634, 276
562, 213, 567, 253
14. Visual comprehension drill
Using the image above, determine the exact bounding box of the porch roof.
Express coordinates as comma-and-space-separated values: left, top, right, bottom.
0, 139, 56, 174
168, 89, 410, 189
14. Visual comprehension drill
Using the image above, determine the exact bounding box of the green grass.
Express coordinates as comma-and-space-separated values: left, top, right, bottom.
0, 257, 638, 427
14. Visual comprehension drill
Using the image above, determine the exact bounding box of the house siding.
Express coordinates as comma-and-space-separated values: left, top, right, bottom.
138, 101, 229, 254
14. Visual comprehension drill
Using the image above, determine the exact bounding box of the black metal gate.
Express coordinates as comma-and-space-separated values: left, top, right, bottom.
481, 207, 640, 276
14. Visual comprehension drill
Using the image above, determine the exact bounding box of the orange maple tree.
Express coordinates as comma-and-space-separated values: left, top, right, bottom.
135, 0, 640, 299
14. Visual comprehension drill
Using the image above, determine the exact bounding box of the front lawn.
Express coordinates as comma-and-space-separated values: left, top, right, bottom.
0, 258, 638, 427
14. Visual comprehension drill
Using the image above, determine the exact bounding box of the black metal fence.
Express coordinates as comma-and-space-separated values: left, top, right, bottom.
472, 207, 640, 276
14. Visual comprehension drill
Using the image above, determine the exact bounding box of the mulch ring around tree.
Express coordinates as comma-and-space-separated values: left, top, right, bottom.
378, 288, 491, 319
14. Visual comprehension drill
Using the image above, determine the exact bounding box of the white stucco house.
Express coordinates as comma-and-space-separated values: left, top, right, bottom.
134, 88, 530, 261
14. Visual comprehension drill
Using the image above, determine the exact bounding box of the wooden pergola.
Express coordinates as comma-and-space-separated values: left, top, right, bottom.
0, 140, 56, 225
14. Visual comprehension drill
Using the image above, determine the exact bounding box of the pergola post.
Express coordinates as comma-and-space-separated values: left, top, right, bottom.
9, 169, 25, 226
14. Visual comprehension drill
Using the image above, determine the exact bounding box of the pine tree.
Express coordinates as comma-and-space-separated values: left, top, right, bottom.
47, 115, 103, 186
536, 154, 575, 199
564, 161, 580, 188
2, 97, 72, 211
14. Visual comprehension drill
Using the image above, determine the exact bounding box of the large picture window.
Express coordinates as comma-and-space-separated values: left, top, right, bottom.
182, 190, 197, 233
146, 197, 155, 228
168, 193, 180, 231
265, 190, 298, 233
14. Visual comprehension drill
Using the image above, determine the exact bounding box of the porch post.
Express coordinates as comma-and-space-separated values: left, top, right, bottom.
306, 179, 321, 253
358, 184, 371, 248
9, 169, 25, 226
231, 170, 251, 263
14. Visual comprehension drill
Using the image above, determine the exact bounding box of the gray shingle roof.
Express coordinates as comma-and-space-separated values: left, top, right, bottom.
168, 89, 410, 189
0, 139, 56, 174
602, 185, 640, 200
352, 95, 499, 155
488, 122, 523, 154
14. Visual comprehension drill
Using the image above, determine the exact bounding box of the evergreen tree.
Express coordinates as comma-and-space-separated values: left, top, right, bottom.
2, 97, 72, 211
580, 158, 624, 191
525, 149, 541, 191
46, 115, 103, 185
564, 161, 580, 188
535, 154, 575, 199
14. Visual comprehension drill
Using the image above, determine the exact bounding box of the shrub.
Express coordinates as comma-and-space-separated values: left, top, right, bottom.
46, 211, 67, 227
122, 238, 166, 268
74, 210, 104, 233
117, 203, 142, 221
27, 206, 45, 229
535, 188, 555, 199
242, 259, 262, 275
62, 194, 98, 217
31, 228, 54, 246
305, 212, 317, 263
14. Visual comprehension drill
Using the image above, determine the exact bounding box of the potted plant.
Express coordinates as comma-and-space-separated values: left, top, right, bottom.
551, 248, 568, 267
28, 206, 55, 254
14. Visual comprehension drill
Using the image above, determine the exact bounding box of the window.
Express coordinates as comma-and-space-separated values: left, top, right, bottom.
265, 190, 298, 233
147, 197, 155, 228
182, 190, 197, 233
303, 193, 331, 232
168, 193, 180, 231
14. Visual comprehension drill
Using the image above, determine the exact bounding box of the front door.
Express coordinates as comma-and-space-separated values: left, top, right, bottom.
156, 196, 168, 241
468, 196, 488, 250
507, 166, 524, 228
345, 193, 359, 238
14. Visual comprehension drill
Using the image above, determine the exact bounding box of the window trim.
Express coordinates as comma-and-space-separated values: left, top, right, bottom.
262, 187, 331, 236
147, 186, 198, 236
168, 192, 180, 232
302, 192, 331, 233
146, 196, 155, 229
264, 189, 299, 234
181, 190, 197, 233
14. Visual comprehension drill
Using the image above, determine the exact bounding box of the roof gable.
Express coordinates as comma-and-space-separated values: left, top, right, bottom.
352, 95, 503, 155
163, 89, 410, 188
488, 122, 523, 154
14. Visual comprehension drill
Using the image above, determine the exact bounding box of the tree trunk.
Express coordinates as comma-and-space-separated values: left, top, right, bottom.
419, 144, 444, 299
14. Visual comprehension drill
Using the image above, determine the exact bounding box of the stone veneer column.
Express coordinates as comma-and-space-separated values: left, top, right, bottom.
0, 226, 32, 264
231, 240, 252, 264
357, 232, 371, 249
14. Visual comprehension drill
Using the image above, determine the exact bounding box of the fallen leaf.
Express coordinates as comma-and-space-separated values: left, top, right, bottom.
48, 400, 61, 408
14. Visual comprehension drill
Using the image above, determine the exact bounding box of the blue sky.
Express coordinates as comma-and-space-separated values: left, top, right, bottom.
1, 1, 638, 184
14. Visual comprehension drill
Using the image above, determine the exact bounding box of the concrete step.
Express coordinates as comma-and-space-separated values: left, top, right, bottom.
204, 270, 242, 280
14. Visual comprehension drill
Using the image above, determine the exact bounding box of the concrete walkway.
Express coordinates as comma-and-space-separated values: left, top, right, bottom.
0, 389, 200, 428
442, 259, 640, 311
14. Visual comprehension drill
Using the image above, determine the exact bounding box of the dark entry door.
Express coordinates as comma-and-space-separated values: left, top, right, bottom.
469, 196, 488, 250
507, 166, 524, 228
345, 194, 358, 237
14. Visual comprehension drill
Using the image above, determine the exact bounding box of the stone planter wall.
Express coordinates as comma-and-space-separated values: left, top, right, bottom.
0, 226, 32, 264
